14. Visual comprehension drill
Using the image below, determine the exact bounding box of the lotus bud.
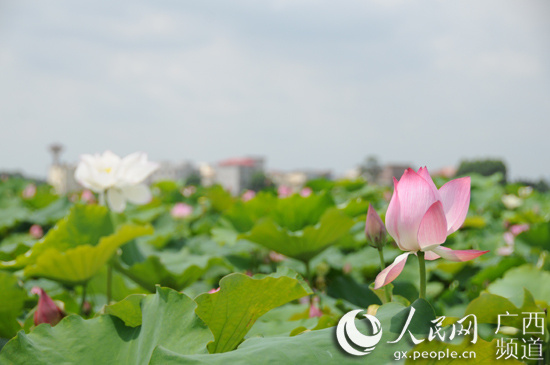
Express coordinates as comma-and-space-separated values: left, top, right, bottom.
29, 224, 44, 239
170, 203, 193, 219
300, 187, 312, 197
31, 287, 65, 326
242, 190, 256, 202
365, 204, 386, 248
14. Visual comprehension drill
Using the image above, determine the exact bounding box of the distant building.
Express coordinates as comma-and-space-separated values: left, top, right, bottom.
47, 144, 79, 194
378, 164, 413, 185
269, 169, 332, 191
215, 157, 265, 194
147, 161, 197, 184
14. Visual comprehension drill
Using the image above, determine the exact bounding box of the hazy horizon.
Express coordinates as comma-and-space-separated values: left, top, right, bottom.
1, 0, 549, 181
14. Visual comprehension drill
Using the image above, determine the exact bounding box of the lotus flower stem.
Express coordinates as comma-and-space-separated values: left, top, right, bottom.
377, 248, 391, 303
418, 251, 426, 299
106, 264, 112, 304
80, 283, 87, 315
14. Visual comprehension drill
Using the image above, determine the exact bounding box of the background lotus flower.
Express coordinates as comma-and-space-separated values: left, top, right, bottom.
277, 185, 292, 198
300, 187, 312, 197
29, 224, 44, 239
242, 190, 256, 202
171, 202, 193, 218
375, 167, 488, 289
31, 287, 65, 326
22, 184, 36, 199
74, 151, 158, 212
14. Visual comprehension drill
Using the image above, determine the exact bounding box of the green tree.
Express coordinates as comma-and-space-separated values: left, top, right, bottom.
455, 159, 507, 184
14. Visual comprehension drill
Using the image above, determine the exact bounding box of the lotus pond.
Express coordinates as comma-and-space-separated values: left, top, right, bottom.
0, 173, 549, 364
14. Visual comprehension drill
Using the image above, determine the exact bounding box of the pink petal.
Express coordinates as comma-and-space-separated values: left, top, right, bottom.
417, 201, 448, 251
439, 177, 471, 234
417, 167, 441, 200
385, 178, 402, 248
424, 251, 441, 261
394, 168, 438, 251
374, 252, 411, 289
430, 246, 489, 262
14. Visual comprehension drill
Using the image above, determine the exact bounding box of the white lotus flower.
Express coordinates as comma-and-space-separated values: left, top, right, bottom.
74, 151, 158, 212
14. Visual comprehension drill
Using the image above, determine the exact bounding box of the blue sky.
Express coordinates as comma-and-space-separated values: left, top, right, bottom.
0, 0, 549, 180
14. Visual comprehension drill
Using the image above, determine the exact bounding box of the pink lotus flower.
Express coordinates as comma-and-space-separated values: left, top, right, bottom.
208, 287, 220, 294
300, 187, 312, 197
242, 190, 256, 202
170, 203, 193, 218
31, 287, 65, 326
375, 167, 488, 289
29, 224, 44, 239
22, 184, 37, 199
277, 185, 292, 198
309, 303, 323, 318
81, 189, 96, 203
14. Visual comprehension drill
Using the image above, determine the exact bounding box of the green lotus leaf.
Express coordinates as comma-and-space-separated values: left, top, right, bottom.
242, 208, 354, 262
116, 254, 227, 292
151, 299, 435, 364
105, 294, 146, 327
0, 287, 212, 364
23, 224, 153, 286
2, 205, 114, 269
465, 289, 545, 329
0, 271, 28, 338
195, 268, 313, 353
487, 264, 550, 306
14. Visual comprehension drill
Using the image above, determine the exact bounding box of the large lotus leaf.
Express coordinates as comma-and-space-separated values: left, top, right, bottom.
242, 208, 354, 262
0, 271, 28, 338
116, 254, 227, 292
465, 289, 545, 330
0, 197, 29, 231
150, 299, 434, 364
1, 205, 114, 269
27, 198, 72, 226
487, 264, 550, 306
271, 192, 334, 231
195, 268, 313, 353
0, 287, 213, 364
223, 192, 278, 233
23, 224, 153, 286
405, 338, 524, 364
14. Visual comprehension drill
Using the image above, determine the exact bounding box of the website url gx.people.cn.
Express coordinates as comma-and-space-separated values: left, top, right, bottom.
394, 349, 476, 361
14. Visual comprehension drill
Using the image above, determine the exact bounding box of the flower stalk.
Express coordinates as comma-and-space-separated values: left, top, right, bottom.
417, 251, 426, 299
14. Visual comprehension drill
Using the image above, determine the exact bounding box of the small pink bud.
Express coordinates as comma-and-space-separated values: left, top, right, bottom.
242, 190, 256, 202
365, 204, 386, 248
29, 225, 43, 239
309, 304, 323, 318
81, 189, 96, 203
171, 203, 193, 219
277, 185, 292, 198
343, 262, 352, 274
31, 287, 65, 326
510, 224, 529, 236
208, 287, 220, 294
300, 187, 312, 197
22, 184, 37, 199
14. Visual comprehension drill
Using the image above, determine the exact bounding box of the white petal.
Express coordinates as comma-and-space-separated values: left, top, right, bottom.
122, 184, 152, 205
118, 152, 158, 185
107, 188, 126, 212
